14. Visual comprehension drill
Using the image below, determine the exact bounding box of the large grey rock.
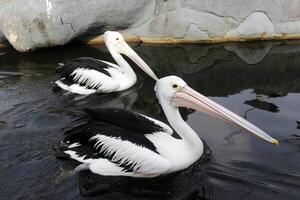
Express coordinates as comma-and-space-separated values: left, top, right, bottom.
225, 12, 276, 38
0, 0, 154, 52
0, 0, 300, 52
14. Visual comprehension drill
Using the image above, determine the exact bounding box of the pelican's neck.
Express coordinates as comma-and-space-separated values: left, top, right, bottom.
107, 45, 137, 81
160, 98, 203, 154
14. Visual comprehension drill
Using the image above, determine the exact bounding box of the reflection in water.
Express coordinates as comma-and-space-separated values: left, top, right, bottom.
244, 99, 279, 113
224, 41, 274, 64
0, 41, 300, 200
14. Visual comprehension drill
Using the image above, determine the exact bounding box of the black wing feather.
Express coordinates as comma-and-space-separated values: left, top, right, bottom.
55, 57, 115, 89
83, 108, 165, 134
56, 57, 112, 77
57, 108, 165, 172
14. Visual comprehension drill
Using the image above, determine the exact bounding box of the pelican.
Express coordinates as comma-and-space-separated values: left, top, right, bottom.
54, 31, 157, 95
57, 76, 278, 177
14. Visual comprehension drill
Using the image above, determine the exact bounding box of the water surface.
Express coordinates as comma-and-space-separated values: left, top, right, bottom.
0, 41, 300, 199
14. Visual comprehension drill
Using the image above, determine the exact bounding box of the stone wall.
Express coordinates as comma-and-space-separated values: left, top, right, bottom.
0, 0, 300, 52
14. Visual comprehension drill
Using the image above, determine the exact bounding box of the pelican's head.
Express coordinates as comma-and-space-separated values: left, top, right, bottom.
103, 31, 158, 80
155, 76, 279, 145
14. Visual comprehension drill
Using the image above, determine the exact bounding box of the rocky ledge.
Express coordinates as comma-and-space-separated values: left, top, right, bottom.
1, 0, 300, 52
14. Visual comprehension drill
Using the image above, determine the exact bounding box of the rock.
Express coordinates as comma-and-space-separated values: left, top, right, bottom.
0, 0, 153, 52
128, 7, 239, 39
225, 12, 276, 38
276, 21, 300, 35
1, 0, 300, 52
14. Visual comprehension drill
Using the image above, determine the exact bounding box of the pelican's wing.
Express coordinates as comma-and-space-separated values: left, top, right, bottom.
57, 108, 172, 173
84, 108, 173, 135
54, 57, 119, 94
138, 114, 173, 135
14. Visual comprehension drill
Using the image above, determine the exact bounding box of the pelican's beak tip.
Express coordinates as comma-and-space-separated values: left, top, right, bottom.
272, 139, 279, 146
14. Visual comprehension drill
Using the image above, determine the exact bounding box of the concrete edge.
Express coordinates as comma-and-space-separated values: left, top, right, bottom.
85, 34, 300, 44
1, 34, 300, 50
86, 34, 300, 44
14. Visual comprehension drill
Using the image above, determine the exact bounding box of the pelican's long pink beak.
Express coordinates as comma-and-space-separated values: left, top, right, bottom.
172, 85, 279, 145
119, 41, 158, 81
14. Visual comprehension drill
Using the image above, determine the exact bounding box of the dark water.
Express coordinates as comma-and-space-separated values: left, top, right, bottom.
0, 40, 300, 200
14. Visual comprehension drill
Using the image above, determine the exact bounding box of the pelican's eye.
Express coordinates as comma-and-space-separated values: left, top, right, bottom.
172, 84, 179, 90
116, 37, 119, 41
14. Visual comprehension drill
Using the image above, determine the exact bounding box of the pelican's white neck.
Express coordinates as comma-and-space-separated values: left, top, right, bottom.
106, 43, 137, 81
159, 98, 203, 156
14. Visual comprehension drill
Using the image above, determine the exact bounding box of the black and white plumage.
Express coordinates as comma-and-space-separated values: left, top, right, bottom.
57, 76, 278, 178
55, 58, 122, 95
54, 31, 157, 95
57, 108, 173, 177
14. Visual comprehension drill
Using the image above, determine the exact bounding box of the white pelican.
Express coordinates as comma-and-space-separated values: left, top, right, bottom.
57, 76, 278, 177
54, 31, 158, 95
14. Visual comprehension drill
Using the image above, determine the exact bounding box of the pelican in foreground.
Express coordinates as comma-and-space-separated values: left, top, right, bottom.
54, 31, 157, 95
57, 76, 278, 177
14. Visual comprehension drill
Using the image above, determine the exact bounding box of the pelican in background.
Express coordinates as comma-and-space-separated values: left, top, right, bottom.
57, 76, 278, 177
54, 31, 157, 95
